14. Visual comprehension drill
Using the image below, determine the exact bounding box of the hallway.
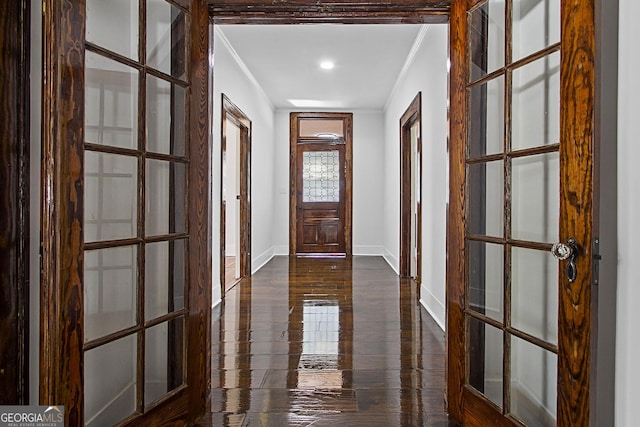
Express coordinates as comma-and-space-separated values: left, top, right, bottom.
197, 256, 458, 426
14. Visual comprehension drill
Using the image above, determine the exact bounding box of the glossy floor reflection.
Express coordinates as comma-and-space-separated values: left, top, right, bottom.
197, 256, 458, 426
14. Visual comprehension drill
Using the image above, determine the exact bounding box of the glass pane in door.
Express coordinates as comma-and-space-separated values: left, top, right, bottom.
144, 317, 185, 406
468, 316, 503, 408
85, 334, 137, 427
302, 151, 340, 203
511, 247, 558, 344
511, 52, 560, 151
146, 160, 187, 236
510, 336, 557, 426
147, 0, 187, 79
468, 76, 505, 158
467, 161, 504, 238
511, 152, 559, 243
86, 0, 138, 60
299, 119, 344, 138
85, 152, 137, 242
85, 52, 139, 150
84, 246, 137, 341
468, 240, 504, 322
512, 0, 560, 62
468, 0, 505, 81
145, 239, 187, 321
146, 76, 187, 156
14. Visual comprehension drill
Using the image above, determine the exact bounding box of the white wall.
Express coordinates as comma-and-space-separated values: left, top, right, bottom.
212, 27, 277, 305
272, 109, 386, 255
271, 110, 291, 253
616, 0, 640, 425
382, 25, 449, 328
352, 111, 386, 255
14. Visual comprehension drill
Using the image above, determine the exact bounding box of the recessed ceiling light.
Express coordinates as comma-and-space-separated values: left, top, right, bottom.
320, 60, 335, 70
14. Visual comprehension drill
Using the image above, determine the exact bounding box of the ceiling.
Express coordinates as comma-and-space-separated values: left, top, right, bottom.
216, 24, 425, 110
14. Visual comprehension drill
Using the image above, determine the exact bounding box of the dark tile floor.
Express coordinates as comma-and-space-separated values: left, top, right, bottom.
197, 256, 459, 426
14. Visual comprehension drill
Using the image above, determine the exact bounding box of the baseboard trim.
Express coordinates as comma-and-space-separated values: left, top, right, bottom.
353, 245, 384, 256
382, 248, 399, 275
420, 290, 446, 332
273, 245, 289, 256
252, 246, 276, 274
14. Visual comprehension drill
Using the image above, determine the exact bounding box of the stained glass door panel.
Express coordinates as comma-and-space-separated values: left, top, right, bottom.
296, 145, 346, 254
302, 150, 340, 203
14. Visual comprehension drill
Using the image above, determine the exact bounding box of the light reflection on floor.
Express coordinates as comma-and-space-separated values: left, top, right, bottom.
199, 256, 458, 426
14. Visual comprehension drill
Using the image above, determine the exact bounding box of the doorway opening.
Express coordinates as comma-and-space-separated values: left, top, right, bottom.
220, 94, 251, 293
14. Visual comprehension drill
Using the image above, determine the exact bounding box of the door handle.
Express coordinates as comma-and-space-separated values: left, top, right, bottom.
551, 238, 579, 283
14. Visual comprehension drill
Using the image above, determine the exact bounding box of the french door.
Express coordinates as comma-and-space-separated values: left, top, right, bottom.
448, 0, 596, 425
40, 0, 211, 424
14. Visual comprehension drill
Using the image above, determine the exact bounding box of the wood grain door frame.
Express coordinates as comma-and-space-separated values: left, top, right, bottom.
289, 112, 353, 256
447, 0, 597, 425
209, 1, 450, 24
400, 92, 422, 284
220, 94, 252, 292
0, 0, 30, 405
40, 0, 211, 424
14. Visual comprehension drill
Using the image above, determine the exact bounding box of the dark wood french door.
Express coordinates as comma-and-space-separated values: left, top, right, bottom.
290, 112, 352, 256
448, 0, 596, 425
40, 0, 211, 424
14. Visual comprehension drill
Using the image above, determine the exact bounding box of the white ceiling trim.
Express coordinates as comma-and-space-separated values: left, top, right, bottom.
383, 24, 431, 113
214, 26, 274, 111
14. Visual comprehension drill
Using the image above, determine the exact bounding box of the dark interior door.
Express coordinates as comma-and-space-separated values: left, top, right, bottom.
290, 112, 352, 256
296, 143, 346, 255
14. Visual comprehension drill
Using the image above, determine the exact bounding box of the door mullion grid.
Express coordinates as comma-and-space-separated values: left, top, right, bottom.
501, 0, 515, 416
137, 0, 148, 413
502, 0, 513, 415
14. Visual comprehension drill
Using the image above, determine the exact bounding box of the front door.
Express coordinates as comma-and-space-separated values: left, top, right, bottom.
448, 0, 596, 425
290, 113, 352, 256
